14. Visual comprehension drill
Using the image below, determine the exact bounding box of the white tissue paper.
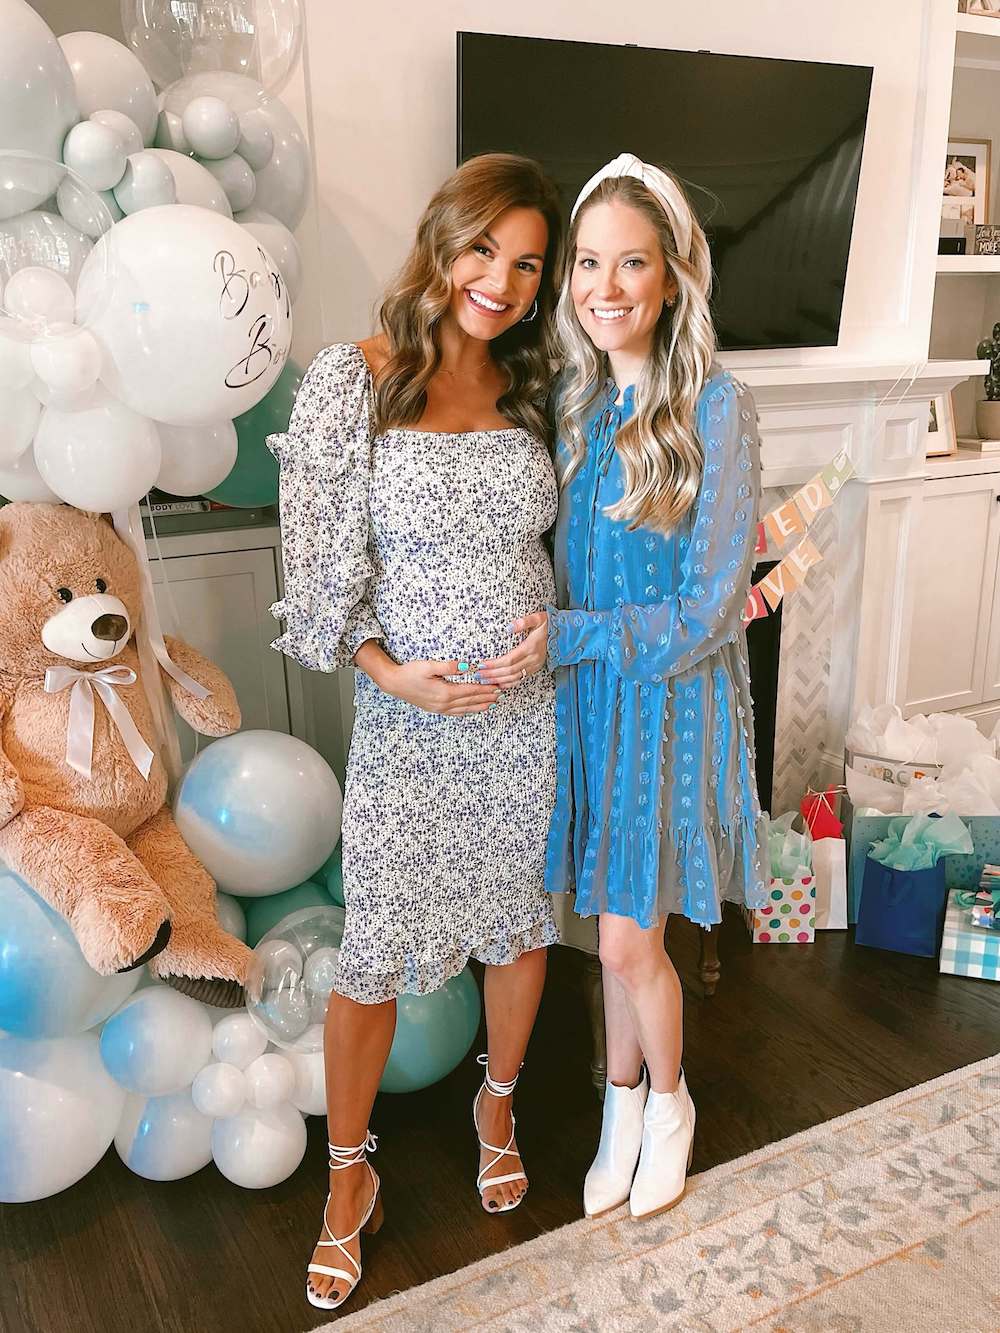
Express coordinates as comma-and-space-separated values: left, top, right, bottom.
845, 704, 994, 768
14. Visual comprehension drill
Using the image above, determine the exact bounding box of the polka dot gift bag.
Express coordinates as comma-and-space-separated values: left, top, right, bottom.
744, 811, 816, 943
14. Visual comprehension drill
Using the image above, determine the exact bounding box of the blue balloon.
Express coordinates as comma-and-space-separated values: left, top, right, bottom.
0, 867, 138, 1038
379, 968, 481, 1094
322, 845, 344, 907
239, 879, 333, 946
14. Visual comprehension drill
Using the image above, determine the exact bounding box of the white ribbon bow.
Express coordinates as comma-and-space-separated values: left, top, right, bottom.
571, 151, 694, 259
44, 664, 155, 782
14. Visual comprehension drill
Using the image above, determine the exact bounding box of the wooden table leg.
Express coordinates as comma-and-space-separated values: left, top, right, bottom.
699, 922, 722, 996
582, 954, 607, 1101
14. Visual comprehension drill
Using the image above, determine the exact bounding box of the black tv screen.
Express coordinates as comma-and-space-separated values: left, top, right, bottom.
457, 33, 873, 352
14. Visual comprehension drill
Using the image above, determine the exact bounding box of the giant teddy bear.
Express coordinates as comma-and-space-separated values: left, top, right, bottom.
0, 502, 252, 1007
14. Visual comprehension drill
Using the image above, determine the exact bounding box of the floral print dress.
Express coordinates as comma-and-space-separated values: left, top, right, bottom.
269, 342, 560, 1003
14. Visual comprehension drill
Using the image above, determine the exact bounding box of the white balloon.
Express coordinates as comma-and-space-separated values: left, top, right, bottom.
236, 207, 301, 303
244, 1053, 295, 1109
62, 121, 127, 193
59, 31, 159, 145
34, 386, 161, 510
202, 153, 255, 212
99, 987, 214, 1095
116, 1089, 214, 1180
0, 1032, 126, 1202
30, 326, 102, 399
0, 4, 79, 216
0, 446, 58, 501
192, 1061, 247, 1118
0, 330, 34, 391
77, 204, 290, 425
56, 177, 122, 240
182, 96, 240, 160
91, 109, 145, 158
0, 388, 40, 465
174, 731, 342, 895
215, 891, 247, 942
3, 268, 75, 330
155, 419, 238, 495
286, 1049, 326, 1116
212, 1011, 267, 1069
113, 150, 178, 214
154, 109, 190, 154
237, 110, 274, 170
144, 147, 232, 216
212, 1102, 306, 1189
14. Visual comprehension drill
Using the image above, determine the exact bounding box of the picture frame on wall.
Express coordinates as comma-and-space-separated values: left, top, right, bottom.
925, 392, 957, 459
963, 2, 1000, 17
943, 138, 991, 227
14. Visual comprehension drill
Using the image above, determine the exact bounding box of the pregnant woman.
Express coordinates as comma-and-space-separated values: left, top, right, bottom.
269, 153, 562, 1311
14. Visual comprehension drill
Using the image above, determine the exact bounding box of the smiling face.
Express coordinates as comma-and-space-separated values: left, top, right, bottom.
446, 205, 549, 342
570, 198, 677, 365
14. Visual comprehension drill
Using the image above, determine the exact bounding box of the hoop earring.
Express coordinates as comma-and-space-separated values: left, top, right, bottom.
521, 298, 538, 324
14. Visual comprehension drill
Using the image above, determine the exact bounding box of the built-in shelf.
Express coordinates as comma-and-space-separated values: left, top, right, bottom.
937, 254, 1000, 274
956, 13, 1000, 70
925, 446, 1000, 480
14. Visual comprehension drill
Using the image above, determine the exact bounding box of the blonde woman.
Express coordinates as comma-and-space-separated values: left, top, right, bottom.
483, 153, 767, 1220
270, 154, 563, 1311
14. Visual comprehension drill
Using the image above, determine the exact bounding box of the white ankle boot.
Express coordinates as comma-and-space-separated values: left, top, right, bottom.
583, 1070, 648, 1218
629, 1070, 696, 1220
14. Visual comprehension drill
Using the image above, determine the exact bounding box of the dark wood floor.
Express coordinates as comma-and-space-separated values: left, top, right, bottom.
3, 910, 998, 1333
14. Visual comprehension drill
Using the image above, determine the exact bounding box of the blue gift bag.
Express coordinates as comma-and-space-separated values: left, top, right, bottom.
855, 856, 948, 957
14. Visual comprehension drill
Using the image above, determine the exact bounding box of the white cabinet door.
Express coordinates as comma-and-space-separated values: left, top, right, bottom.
905, 473, 1000, 714
148, 548, 289, 762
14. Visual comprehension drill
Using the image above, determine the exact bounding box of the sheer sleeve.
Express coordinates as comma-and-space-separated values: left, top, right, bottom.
268, 342, 385, 672
547, 376, 760, 683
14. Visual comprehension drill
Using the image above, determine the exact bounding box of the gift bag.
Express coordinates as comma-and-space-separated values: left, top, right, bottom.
801, 787, 847, 930
744, 812, 815, 942
855, 857, 947, 957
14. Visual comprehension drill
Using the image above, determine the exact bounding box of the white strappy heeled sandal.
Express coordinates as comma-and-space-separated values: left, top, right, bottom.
305, 1132, 383, 1311
472, 1053, 527, 1213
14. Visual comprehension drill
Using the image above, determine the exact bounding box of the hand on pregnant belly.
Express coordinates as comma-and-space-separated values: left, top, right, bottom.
384, 658, 502, 716
478, 612, 548, 688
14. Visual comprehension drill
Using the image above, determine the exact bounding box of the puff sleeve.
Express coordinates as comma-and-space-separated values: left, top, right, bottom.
268, 343, 385, 671
547, 376, 760, 683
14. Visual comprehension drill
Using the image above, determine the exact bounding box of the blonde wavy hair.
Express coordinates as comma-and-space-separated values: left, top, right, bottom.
372, 154, 563, 443
555, 172, 716, 533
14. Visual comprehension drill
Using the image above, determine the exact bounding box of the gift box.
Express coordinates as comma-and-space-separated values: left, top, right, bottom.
744, 874, 816, 943
940, 890, 1000, 981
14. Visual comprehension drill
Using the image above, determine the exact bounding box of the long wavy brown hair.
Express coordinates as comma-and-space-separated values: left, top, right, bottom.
372, 154, 563, 442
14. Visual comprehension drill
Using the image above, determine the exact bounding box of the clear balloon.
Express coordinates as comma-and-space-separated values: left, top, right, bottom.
243, 1053, 295, 1109
182, 95, 240, 159
211, 1011, 267, 1069
3, 268, 75, 331
203, 154, 255, 213
62, 121, 128, 193
34, 385, 162, 511
215, 892, 247, 942
379, 969, 482, 1094
116, 1089, 214, 1180
145, 147, 232, 215
239, 879, 332, 947
59, 30, 159, 146
192, 1060, 247, 1117
236, 207, 301, 303
123, 0, 303, 94
0, 867, 139, 1038
76, 204, 290, 426
0, 388, 41, 466
91, 108, 145, 157
245, 906, 344, 1052
174, 731, 342, 895
0, 446, 59, 502
0, 5, 79, 213
113, 149, 178, 214
211, 1101, 306, 1189
0, 1031, 127, 1202
29, 325, 102, 402
99, 987, 213, 1095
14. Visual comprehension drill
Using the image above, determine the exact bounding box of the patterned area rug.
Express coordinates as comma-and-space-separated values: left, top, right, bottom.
321, 1055, 1000, 1332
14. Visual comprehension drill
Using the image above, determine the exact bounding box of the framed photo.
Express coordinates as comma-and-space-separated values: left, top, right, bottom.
967, 1, 1000, 17
924, 392, 957, 459
943, 138, 991, 227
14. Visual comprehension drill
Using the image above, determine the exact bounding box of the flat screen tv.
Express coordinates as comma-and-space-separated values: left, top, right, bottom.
457, 33, 873, 352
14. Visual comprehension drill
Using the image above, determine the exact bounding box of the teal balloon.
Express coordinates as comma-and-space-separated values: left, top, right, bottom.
379, 968, 481, 1094
322, 845, 344, 907
205, 358, 302, 508
239, 879, 330, 947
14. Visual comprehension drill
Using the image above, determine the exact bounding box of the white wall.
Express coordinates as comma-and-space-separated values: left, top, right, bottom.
295, 0, 952, 371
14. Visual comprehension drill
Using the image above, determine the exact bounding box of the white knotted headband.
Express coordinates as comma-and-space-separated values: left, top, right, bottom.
570, 152, 693, 261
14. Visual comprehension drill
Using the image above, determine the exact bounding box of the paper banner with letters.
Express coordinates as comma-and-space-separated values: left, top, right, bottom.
743, 450, 854, 623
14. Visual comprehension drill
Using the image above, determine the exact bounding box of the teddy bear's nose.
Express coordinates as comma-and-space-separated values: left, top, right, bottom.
91, 614, 128, 643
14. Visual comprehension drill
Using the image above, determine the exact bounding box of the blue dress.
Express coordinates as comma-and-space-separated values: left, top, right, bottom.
544, 369, 768, 929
